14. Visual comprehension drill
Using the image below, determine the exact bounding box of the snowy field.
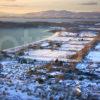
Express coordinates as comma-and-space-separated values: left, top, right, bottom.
19, 31, 97, 62
76, 42, 100, 76
87, 51, 100, 62
0, 31, 100, 100
95, 43, 100, 50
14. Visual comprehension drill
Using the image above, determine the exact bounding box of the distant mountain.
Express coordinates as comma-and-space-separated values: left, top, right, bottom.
0, 12, 9, 17
0, 12, 18, 18
24, 10, 73, 18
0, 10, 100, 19
23, 10, 100, 19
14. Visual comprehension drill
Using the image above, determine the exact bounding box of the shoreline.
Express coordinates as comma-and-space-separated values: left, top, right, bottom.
3, 31, 58, 53
3, 31, 99, 63
1, 30, 100, 64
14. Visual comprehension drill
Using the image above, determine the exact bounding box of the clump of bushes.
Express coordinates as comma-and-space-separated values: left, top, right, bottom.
36, 78, 44, 84
27, 68, 35, 76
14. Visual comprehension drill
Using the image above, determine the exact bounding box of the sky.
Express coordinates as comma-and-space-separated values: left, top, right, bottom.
0, 0, 100, 14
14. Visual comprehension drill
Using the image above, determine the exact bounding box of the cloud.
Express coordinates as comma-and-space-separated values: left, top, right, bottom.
80, 2, 98, 5
0, 0, 16, 1
0, 4, 24, 7
4, 0, 16, 1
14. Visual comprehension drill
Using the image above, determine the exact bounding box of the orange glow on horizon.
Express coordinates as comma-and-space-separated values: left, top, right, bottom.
0, 0, 100, 14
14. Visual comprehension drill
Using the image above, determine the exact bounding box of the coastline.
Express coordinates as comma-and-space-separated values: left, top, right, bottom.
3, 31, 58, 53
3, 31, 99, 63
0, 29, 100, 100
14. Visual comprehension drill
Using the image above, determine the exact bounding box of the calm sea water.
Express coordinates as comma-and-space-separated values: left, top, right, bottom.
0, 27, 53, 50
0, 18, 100, 23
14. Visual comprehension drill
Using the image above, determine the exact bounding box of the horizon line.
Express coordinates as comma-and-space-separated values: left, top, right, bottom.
0, 10, 100, 15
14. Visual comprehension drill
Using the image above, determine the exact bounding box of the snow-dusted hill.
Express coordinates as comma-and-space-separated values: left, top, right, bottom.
23, 10, 100, 19
0, 10, 100, 19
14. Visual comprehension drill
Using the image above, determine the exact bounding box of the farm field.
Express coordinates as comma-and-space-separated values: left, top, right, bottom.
0, 29, 100, 100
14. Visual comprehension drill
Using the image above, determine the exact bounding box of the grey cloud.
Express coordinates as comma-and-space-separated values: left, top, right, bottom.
0, 4, 34, 8
80, 2, 98, 5
2, 0, 16, 1
0, 5, 23, 7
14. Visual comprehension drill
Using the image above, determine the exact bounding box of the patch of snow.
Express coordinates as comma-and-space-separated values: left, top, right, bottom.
60, 32, 78, 37
48, 71, 63, 76
60, 44, 84, 51
68, 40, 90, 45
88, 28, 100, 31
1, 61, 18, 66
86, 51, 100, 62
48, 36, 73, 42
76, 63, 88, 70
41, 42, 49, 47
95, 23, 100, 25
24, 49, 76, 59
95, 43, 100, 50
79, 32, 96, 37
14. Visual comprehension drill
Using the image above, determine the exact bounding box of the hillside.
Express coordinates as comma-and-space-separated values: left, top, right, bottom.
0, 10, 100, 19
23, 10, 100, 19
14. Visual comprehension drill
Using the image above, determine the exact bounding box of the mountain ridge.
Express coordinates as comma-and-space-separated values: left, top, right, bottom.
23, 10, 100, 19
0, 10, 100, 19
